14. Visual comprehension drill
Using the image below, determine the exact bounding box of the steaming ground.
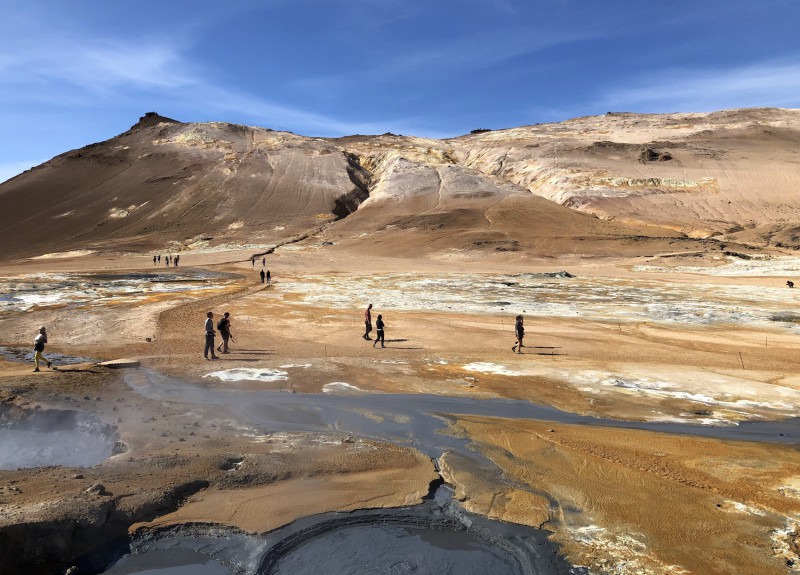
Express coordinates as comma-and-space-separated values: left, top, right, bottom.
1, 248, 800, 575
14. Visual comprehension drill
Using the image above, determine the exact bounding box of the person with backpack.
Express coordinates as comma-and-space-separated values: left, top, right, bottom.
512, 315, 524, 354
204, 312, 218, 360
33, 326, 52, 372
373, 314, 385, 348
216, 312, 233, 354
259, 269, 265, 283
266, 269, 271, 285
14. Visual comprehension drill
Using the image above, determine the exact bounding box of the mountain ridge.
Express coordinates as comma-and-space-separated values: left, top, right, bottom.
1, 107, 798, 261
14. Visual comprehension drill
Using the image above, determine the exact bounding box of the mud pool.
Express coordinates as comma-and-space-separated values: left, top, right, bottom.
0, 405, 118, 470
279, 271, 800, 327
0, 270, 233, 314
94, 486, 574, 575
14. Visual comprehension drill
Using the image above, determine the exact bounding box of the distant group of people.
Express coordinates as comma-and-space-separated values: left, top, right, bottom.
153, 254, 180, 267
204, 311, 234, 360
259, 268, 271, 284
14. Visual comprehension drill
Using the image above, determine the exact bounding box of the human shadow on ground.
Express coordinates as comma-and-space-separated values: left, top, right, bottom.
384, 339, 409, 343
233, 348, 272, 352
375, 346, 424, 350
53, 367, 100, 373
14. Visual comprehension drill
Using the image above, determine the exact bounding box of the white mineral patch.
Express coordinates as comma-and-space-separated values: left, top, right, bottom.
568, 525, 689, 574
721, 501, 766, 515
278, 272, 795, 327
279, 363, 312, 369
203, 368, 288, 382
32, 250, 95, 259
778, 478, 800, 499
322, 382, 363, 394
558, 368, 800, 418
771, 519, 800, 571
635, 256, 800, 277
462, 362, 526, 376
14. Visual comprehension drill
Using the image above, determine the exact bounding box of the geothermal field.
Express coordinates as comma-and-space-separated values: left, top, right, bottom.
2, 108, 800, 575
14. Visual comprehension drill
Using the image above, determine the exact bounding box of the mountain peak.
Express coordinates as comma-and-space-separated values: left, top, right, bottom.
130, 112, 181, 131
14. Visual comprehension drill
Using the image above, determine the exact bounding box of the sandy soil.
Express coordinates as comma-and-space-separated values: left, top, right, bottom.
442, 416, 800, 575
2, 247, 800, 574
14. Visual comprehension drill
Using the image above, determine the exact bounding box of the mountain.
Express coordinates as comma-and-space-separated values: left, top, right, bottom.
1, 108, 798, 261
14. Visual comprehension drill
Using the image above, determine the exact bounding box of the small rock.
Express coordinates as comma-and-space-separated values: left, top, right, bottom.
343, 436, 355, 444
85, 483, 107, 496
192, 421, 200, 427
548, 429, 556, 433
72, 474, 84, 479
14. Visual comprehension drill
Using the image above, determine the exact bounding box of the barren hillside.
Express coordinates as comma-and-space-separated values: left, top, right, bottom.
1, 108, 798, 261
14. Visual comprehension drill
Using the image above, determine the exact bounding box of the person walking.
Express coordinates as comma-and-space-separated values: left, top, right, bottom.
266, 270, 271, 285
153, 255, 157, 265
33, 326, 52, 372
175, 254, 180, 267
216, 312, 232, 354
512, 315, 524, 354
158, 255, 161, 263
252, 257, 255, 267
259, 269, 265, 283
204, 312, 218, 360
262, 257, 266, 267
373, 314, 385, 348
363, 304, 373, 340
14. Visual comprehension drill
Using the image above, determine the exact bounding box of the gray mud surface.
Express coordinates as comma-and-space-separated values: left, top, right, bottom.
129, 370, 800, 461
95, 487, 576, 575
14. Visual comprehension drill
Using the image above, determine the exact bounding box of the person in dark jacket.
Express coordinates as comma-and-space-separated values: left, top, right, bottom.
204, 312, 218, 360
373, 314, 385, 348
512, 315, 524, 354
216, 312, 232, 354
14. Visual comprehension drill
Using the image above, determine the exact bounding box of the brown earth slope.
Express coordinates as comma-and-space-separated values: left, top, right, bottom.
0, 113, 370, 258
1, 108, 798, 261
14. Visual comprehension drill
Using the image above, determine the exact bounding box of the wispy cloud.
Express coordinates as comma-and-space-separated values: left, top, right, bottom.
0, 11, 405, 137
598, 58, 800, 112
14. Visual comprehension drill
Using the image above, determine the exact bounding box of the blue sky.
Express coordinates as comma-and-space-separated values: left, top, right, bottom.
1, 0, 799, 182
